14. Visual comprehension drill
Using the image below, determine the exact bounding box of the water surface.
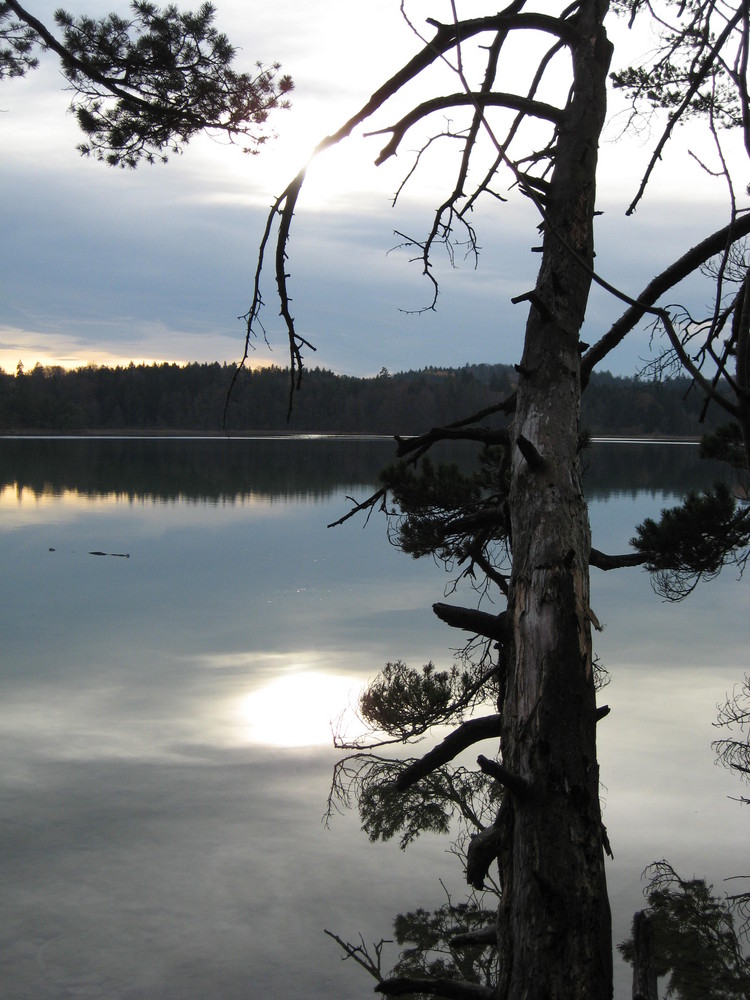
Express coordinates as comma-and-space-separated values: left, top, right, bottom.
1, 437, 747, 999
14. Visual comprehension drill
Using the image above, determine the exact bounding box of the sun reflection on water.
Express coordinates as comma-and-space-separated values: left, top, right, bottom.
240, 670, 360, 748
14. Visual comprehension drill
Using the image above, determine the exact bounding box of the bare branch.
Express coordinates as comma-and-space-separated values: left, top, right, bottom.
477, 754, 528, 798
623, 5, 747, 215
659, 310, 739, 418
581, 213, 750, 383
376, 976, 493, 998
472, 549, 510, 597
589, 548, 646, 571
394, 716, 503, 792
367, 92, 563, 166
327, 488, 388, 529
324, 929, 389, 983
449, 925, 497, 948
432, 603, 508, 642
460, 36, 566, 218
395, 425, 510, 464
238, 8, 586, 396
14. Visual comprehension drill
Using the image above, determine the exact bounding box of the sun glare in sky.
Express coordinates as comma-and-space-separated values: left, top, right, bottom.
0, 1, 740, 378
241, 670, 361, 748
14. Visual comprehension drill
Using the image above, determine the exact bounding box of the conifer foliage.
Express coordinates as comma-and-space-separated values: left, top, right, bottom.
0, 0, 292, 164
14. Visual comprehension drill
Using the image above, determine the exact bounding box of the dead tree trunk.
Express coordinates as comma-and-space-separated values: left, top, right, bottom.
497, 2, 614, 997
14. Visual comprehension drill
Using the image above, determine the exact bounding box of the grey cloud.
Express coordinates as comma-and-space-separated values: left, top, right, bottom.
3, 152, 732, 376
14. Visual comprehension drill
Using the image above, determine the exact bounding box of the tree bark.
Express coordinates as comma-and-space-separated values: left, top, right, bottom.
497, 2, 614, 997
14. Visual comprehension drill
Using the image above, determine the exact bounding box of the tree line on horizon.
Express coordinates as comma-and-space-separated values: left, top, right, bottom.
0, 360, 723, 437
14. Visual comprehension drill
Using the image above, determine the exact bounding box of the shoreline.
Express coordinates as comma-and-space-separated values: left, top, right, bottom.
0, 429, 702, 442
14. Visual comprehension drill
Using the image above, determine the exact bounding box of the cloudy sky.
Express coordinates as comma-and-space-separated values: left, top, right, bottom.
0, 0, 744, 376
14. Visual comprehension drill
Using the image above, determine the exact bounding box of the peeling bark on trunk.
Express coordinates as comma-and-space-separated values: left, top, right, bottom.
497, 2, 613, 997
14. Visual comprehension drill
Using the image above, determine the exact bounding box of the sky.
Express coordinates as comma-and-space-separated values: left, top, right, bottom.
1, 0, 746, 378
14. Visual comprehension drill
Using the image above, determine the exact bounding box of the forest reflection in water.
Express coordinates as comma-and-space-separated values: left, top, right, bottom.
0, 433, 729, 502
0, 436, 747, 1000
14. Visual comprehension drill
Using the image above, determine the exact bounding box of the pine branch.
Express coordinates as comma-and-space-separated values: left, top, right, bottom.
624, 6, 746, 216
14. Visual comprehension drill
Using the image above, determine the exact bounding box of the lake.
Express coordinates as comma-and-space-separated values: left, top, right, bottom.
1, 436, 747, 999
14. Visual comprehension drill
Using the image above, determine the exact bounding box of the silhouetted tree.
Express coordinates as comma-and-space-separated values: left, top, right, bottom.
245, 2, 750, 998
5, 0, 749, 995
619, 862, 750, 1000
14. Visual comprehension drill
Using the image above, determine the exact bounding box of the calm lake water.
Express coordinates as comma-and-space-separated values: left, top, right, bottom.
1, 437, 747, 999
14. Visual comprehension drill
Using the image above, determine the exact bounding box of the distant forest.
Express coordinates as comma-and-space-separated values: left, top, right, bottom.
0, 360, 725, 437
